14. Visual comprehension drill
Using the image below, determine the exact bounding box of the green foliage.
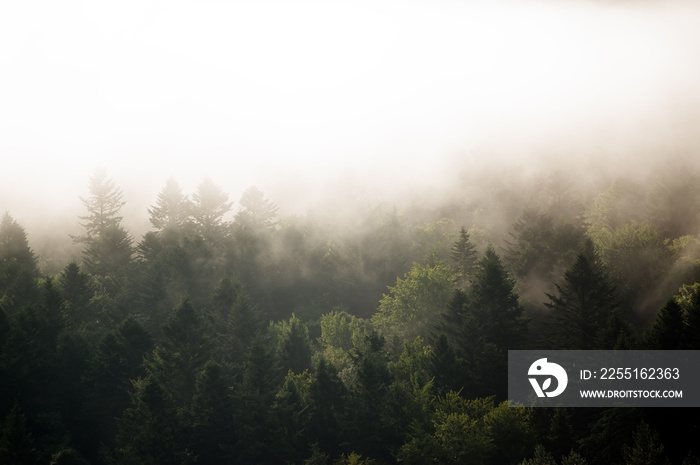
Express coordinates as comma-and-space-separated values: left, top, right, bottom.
372, 260, 456, 343
148, 178, 192, 231
0, 212, 39, 311
545, 244, 620, 349
276, 314, 313, 375
451, 226, 478, 287
318, 310, 368, 370
520, 445, 556, 465
621, 421, 670, 465
0, 401, 39, 465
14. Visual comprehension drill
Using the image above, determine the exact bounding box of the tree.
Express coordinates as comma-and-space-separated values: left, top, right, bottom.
74, 169, 126, 241
621, 421, 670, 465
0, 212, 39, 311
191, 178, 232, 241
148, 298, 210, 406
451, 227, 477, 287
148, 178, 192, 232
82, 224, 133, 276
278, 314, 312, 375
372, 260, 456, 344
57, 262, 94, 328
306, 358, 348, 458
544, 243, 619, 350
458, 246, 527, 398
235, 186, 279, 232
0, 401, 39, 465
645, 298, 685, 350
73, 170, 133, 275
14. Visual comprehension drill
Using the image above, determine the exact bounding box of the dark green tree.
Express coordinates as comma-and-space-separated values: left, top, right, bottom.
0, 212, 39, 311
278, 314, 312, 375
191, 360, 236, 464
428, 334, 462, 396
457, 246, 527, 398
306, 358, 348, 458
544, 243, 619, 350
57, 262, 94, 328
148, 298, 209, 406
645, 298, 685, 350
0, 401, 39, 465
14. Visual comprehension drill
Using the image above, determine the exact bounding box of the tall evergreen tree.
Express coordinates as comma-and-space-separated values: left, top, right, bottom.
0, 401, 39, 465
148, 178, 192, 232
451, 226, 478, 287
57, 262, 94, 328
191, 178, 232, 241
458, 246, 527, 398
235, 186, 279, 232
74, 169, 126, 241
0, 212, 39, 311
545, 242, 619, 350
73, 170, 133, 275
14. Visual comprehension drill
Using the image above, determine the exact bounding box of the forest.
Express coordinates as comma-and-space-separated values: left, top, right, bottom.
2, 158, 700, 465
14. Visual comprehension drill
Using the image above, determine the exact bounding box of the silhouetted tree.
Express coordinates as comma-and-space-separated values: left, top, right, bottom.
0, 401, 39, 465
545, 243, 619, 350
0, 212, 39, 311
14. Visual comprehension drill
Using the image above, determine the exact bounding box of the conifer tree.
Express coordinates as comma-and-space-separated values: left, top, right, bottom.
191, 178, 232, 241
545, 243, 618, 350
0, 212, 39, 310
451, 226, 478, 288
148, 178, 192, 232
73, 170, 133, 275
0, 401, 39, 465
235, 186, 279, 232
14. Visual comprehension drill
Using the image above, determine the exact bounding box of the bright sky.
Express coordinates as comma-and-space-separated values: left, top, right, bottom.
1, 0, 699, 227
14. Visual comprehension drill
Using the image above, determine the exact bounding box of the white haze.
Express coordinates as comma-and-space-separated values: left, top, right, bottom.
1, 0, 700, 238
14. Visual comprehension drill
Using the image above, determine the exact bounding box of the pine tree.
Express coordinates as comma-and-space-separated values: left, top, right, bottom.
191, 178, 232, 241
645, 299, 685, 350
451, 227, 478, 287
0, 401, 39, 465
148, 298, 210, 406
73, 170, 133, 275
57, 262, 94, 327
0, 212, 39, 311
278, 314, 312, 375
148, 178, 192, 232
235, 186, 279, 232
621, 421, 670, 465
545, 243, 619, 350
74, 169, 126, 241
458, 246, 527, 398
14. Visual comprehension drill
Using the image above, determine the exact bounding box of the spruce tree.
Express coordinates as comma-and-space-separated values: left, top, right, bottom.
73, 170, 133, 275
451, 227, 478, 288
545, 243, 618, 350
148, 178, 192, 232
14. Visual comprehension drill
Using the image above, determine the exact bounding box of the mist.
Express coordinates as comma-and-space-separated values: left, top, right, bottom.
2, 0, 700, 306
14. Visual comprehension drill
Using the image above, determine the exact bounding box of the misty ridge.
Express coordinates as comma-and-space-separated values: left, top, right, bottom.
14, 148, 700, 326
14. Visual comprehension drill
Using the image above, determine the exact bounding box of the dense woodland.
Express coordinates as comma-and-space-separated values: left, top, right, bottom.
2, 162, 700, 465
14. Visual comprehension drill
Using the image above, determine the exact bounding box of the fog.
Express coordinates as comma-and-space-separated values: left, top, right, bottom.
2, 0, 700, 271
